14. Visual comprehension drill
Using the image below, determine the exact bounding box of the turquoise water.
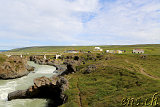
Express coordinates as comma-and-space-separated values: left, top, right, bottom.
0, 61, 57, 107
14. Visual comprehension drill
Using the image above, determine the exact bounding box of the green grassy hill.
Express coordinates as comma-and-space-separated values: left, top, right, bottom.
9, 46, 95, 53
8, 44, 160, 55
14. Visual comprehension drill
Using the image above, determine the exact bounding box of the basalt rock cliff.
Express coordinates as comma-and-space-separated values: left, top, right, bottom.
8, 76, 69, 107
0, 56, 34, 79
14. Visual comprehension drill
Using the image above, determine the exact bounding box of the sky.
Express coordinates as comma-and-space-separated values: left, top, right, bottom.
0, 0, 160, 49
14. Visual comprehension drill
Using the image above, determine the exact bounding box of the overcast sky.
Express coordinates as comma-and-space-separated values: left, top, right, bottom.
0, 0, 160, 49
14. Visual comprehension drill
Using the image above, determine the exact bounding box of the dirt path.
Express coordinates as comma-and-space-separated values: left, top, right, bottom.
125, 59, 159, 80
77, 77, 82, 107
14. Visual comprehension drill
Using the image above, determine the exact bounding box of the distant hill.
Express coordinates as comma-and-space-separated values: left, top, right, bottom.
0, 50, 9, 52
9, 44, 160, 55
9, 46, 95, 53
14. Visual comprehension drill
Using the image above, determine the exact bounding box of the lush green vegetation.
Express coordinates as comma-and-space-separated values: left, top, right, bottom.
60, 54, 160, 107
9, 46, 95, 53
8, 44, 160, 55
0, 54, 6, 64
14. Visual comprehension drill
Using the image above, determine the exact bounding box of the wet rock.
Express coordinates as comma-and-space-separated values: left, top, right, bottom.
26, 65, 35, 71
8, 90, 27, 100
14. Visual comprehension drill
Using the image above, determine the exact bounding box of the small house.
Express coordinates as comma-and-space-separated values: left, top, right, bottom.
132, 49, 144, 54
106, 50, 123, 54
109, 50, 114, 53
121, 50, 126, 53
116, 50, 123, 54
106, 50, 110, 53
94, 47, 103, 51
56, 54, 61, 59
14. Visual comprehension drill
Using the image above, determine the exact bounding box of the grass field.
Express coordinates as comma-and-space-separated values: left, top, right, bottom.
60, 54, 160, 107
7, 44, 160, 55
0, 54, 7, 64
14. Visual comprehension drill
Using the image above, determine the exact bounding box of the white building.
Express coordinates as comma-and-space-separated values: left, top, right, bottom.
106, 50, 123, 54
56, 54, 61, 59
117, 50, 123, 54
95, 47, 100, 50
106, 50, 110, 53
132, 49, 144, 54
94, 47, 103, 51
109, 50, 114, 53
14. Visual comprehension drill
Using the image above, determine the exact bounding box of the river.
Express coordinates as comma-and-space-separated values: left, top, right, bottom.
0, 61, 57, 107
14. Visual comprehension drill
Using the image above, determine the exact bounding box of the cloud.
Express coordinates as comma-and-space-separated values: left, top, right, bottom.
83, 0, 160, 44
0, 0, 159, 49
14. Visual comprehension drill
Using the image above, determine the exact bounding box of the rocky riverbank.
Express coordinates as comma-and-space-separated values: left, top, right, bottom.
29, 55, 83, 76
0, 56, 34, 79
7, 55, 84, 106
8, 76, 69, 106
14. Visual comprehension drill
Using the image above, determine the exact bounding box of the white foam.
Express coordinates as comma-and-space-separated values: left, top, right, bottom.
0, 81, 17, 101
0, 61, 57, 106
36, 66, 56, 74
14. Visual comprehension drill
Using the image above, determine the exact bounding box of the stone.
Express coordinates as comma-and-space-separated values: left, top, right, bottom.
8, 76, 69, 106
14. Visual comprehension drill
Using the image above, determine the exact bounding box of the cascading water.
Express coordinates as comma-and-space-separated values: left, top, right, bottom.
0, 61, 57, 107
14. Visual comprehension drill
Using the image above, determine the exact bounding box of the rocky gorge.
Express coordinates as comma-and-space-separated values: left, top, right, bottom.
7, 54, 99, 106
29, 55, 83, 76
7, 55, 82, 106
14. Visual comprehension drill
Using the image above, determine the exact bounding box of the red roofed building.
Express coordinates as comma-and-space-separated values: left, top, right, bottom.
132, 49, 144, 54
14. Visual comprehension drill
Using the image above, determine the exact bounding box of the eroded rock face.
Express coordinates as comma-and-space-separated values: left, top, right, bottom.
0, 56, 34, 79
8, 76, 69, 106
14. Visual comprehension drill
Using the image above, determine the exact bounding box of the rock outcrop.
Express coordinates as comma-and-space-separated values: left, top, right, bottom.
0, 56, 34, 79
29, 55, 82, 76
8, 76, 69, 106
